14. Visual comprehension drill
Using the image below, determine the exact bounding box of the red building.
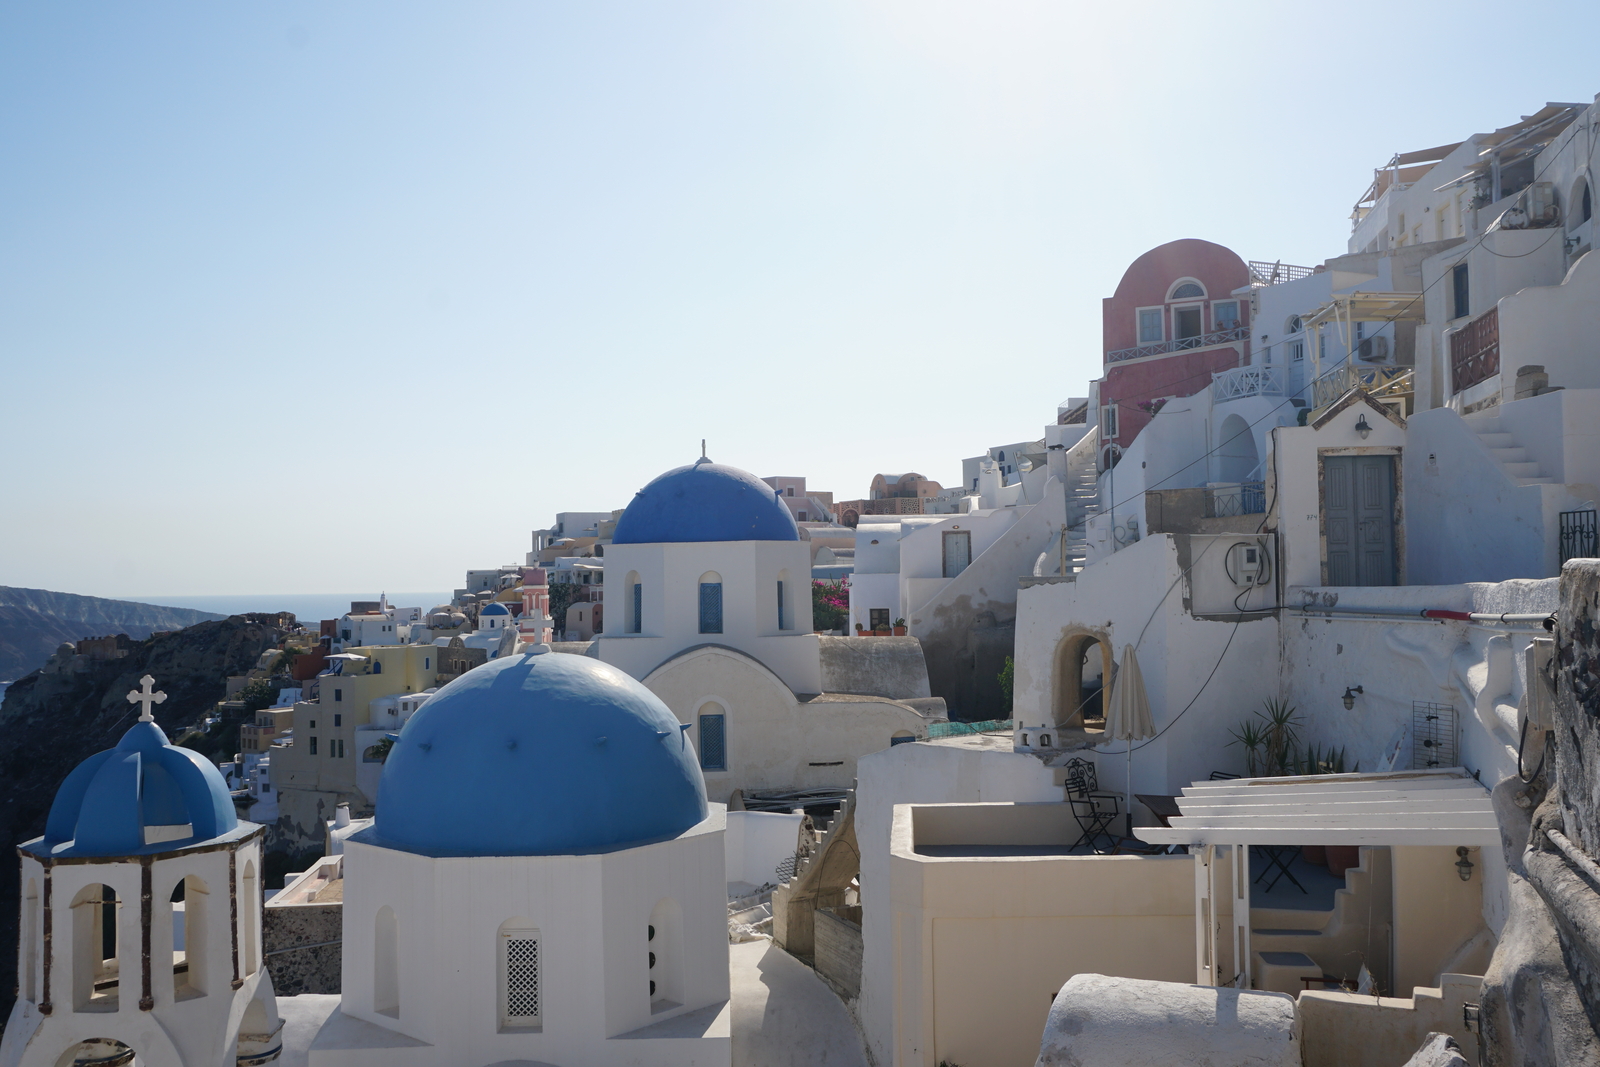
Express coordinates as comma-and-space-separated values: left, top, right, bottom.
1099, 239, 1252, 452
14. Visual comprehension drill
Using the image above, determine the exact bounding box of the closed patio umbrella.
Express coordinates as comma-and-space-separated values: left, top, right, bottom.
1103, 644, 1155, 837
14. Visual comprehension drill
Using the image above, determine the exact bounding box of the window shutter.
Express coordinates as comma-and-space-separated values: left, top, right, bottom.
699, 583, 723, 634
700, 714, 726, 771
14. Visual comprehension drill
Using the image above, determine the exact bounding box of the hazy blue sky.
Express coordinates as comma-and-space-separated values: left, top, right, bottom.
2, 2, 1594, 601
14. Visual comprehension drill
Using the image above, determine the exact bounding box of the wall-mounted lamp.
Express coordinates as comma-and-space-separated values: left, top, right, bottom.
1354, 414, 1372, 440
1342, 685, 1364, 710
1455, 846, 1475, 882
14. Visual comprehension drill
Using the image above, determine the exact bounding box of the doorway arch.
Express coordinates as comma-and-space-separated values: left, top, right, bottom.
1052, 633, 1112, 730
1217, 413, 1259, 483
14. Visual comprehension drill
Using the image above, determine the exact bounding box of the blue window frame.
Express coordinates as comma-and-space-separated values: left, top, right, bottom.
776, 580, 785, 631
699, 713, 726, 771
699, 583, 723, 634
632, 583, 642, 634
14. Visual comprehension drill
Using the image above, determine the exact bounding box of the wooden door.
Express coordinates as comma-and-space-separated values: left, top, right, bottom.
1324, 455, 1396, 586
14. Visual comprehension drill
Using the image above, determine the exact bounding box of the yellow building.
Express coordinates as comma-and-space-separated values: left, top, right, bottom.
273, 643, 440, 848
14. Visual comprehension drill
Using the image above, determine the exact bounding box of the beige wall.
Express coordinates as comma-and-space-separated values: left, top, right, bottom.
644, 645, 927, 803
1392, 845, 1489, 996
1299, 974, 1481, 1067
889, 803, 1195, 1067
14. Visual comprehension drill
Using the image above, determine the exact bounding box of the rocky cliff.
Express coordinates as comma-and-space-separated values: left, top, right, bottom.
0, 585, 225, 682
0, 613, 291, 1027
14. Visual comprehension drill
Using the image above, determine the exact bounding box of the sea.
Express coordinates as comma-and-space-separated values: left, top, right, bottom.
127, 592, 454, 626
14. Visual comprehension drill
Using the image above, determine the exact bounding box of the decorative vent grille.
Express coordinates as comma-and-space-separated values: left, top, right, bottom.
1411, 703, 1458, 769
700, 714, 726, 772
504, 936, 540, 1021
699, 583, 723, 634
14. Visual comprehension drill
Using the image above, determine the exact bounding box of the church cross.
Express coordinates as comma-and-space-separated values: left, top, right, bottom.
127, 675, 167, 722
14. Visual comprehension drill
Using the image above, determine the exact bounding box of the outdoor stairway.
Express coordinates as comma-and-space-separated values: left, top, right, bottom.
1063, 461, 1100, 574
1464, 415, 1558, 486
1249, 847, 1386, 992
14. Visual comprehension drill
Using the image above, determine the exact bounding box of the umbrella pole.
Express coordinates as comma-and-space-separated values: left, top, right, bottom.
1125, 743, 1134, 839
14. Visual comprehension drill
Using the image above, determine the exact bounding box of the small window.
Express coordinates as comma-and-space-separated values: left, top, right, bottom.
1288, 315, 1303, 333
424, 657, 430, 670
334, 689, 342, 702
777, 580, 786, 631
1213, 300, 1240, 329
1290, 341, 1305, 362
1101, 404, 1119, 438
1452, 263, 1470, 320
1169, 281, 1205, 299
310, 737, 318, 756
334, 714, 342, 727
699, 582, 723, 634
699, 711, 727, 772
373, 661, 382, 674
797, 510, 807, 521
632, 582, 643, 634
499, 926, 542, 1029
786, 487, 794, 496
1137, 308, 1163, 343
870, 608, 891, 631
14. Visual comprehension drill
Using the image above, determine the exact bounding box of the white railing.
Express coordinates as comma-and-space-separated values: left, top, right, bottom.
1212, 364, 1285, 403
1106, 326, 1249, 365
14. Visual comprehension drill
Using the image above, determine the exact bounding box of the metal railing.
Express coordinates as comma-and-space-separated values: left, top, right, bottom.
1212, 364, 1285, 403
1249, 260, 1316, 287
1207, 482, 1266, 518
1451, 306, 1500, 394
1308, 364, 1412, 415
1107, 326, 1248, 365
1560, 509, 1598, 564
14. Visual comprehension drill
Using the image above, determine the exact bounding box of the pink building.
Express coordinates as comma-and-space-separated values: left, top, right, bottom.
518, 567, 554, 644
1100, 239, 1252, 452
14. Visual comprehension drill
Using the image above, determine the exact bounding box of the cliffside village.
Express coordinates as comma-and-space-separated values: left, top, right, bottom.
6, 93, 1600, 1067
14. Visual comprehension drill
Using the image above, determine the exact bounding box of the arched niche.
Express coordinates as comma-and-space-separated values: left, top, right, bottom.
1052, 632, 1112, 731
1217, 413, 1260, 484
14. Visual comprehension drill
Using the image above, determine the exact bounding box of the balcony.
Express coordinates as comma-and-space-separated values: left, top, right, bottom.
1451, 306, 1500, 394
1207, 482, 1267, 518
1212, 364, 1285, 403
1249, 260, 1316, 287
1107, 326, 1247, 365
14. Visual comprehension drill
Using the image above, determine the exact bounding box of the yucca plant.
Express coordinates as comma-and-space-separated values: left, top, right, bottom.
1228, 718, 1267, 777
1260, 698, 1302, 776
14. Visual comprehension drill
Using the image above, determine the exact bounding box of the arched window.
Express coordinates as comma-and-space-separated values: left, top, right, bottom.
241, 861, 259, 977
70, 883, 120, 1011
172, 875, 209, 999
23, 879, 37, 1003
1286, 315, 1303, 334
373, 660, 382, 674
1168, 280, 1205, 300
648, 898, 684, 1013
698, 573, 723, 635
374, 906, 399, 1017
625, 571, 642, 634
497, 918, 541, 1031
698, 702, 727, 772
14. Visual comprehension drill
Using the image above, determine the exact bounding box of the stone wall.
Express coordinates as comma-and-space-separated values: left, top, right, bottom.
264, 897, 343, 995
814, 905, 862, 998
1479, 559, 1600, 1065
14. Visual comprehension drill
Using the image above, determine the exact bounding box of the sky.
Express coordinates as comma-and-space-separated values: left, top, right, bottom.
2, 1, 1595, 601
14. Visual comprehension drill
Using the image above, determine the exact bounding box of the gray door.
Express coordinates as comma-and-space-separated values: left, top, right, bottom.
1324, 455, 1396, 586
942, 531, 972, 578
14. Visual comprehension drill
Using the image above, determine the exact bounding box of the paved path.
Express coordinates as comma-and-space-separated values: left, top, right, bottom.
731, 939, 870, 1067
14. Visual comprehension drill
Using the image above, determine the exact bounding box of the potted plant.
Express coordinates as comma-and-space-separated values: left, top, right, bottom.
855, 623, 866, 636
892, 618, 907, 636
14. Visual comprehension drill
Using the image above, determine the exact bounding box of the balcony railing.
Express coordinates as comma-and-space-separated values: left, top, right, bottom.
1207, 482, 1267, 518
1451, 306, 1500, 394
1212, 364, 1285, 403
1249, 261, 1316, 287
1309, 364, 1413, 416
1107, 326, 1248, 365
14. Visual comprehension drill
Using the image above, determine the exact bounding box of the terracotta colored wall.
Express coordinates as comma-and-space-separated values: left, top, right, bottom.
1102, 238, 1251, 354
1103, 345, 1244, 447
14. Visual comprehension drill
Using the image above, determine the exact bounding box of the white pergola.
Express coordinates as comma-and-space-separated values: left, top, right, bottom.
1135, 768, 1499, 988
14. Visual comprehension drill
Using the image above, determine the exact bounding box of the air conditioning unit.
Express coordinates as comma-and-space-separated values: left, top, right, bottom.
1522, 182, 1558, 226
1358, 336, 1390, 362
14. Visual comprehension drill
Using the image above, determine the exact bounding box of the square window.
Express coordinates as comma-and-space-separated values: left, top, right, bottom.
1137, 308, 1163, 344
1213, 301, 1240, 329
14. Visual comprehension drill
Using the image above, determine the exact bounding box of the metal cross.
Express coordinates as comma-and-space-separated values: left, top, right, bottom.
127, 675, 167, 722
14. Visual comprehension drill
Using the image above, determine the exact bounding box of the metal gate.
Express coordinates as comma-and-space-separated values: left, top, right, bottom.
1411, 703, 1458, 769
1560, 509, 1598, 565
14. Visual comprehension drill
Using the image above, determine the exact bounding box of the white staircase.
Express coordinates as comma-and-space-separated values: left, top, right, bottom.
1063, 461, 1100, 573
1465, 415, 1557, 486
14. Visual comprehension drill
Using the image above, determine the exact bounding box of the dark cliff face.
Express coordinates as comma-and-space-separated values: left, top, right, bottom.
0, 585, 226, 682
0, 613, 289, 1025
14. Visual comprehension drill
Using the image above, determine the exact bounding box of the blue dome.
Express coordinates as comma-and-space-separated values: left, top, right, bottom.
374, 651, 708, 856
480, 602, 510, 616
612, 458, 800, 544
41, 720, 239, 857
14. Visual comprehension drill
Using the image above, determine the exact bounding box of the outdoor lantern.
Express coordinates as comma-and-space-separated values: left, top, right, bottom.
1456, 846, 1475, 882
1342, 685, 1364, 710
1354, 414, 1372, 439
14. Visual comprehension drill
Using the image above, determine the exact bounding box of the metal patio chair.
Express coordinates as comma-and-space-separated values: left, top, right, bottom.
1064, 758, 1121, 854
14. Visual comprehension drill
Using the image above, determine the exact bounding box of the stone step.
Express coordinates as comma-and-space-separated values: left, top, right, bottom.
1502, 461, 1543, 478
1477, 432, 1516, 448
1488, 446, 1529, 463
1517, 477, 1560, 485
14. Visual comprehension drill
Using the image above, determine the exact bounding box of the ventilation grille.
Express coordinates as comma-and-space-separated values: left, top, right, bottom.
504, 936, 540, 1021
